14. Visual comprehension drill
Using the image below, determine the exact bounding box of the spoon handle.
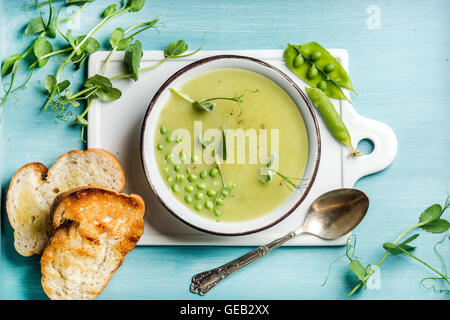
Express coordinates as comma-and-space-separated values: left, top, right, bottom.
190, 231, 296, 295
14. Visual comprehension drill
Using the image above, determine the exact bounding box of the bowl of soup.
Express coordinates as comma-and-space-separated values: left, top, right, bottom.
141, 55, 321, 235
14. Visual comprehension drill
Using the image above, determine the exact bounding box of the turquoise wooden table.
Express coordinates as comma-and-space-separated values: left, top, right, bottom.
1, 0, 449, 300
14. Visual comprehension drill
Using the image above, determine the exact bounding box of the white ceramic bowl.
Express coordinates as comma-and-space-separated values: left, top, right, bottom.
141, 55, 321, 235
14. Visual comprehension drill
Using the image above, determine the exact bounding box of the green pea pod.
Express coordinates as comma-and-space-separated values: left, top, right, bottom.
296, 42, 357, 94
305, 87, 361, 157
284, 44, 351, 102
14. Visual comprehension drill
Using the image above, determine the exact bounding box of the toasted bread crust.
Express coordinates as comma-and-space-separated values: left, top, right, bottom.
6, 163, 50, 256
51, 187, 145, 254
41, 187, 145, 300
6, 149, 126, 256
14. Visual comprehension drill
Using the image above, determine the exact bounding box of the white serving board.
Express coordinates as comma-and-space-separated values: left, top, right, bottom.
88, 49, 397, 246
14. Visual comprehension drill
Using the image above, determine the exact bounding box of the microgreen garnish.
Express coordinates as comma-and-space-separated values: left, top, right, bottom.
259, 153, 276, 184
124, 40, 143, 81
220, 130, 227, 161
42, 4, 132, 110
209, 133, 231, 219
1, 54, 22, 77
268, 170, 306, 192
198, 129, 228, 159
33, 36, 54, 68
108, 38, 203, 82
83, 74, 122, 102
212, 155, 233, 219
103, 4, 117, 17
1, 1, 88, 110
2, 0, 203, 141
420, 233, 449, 295
170, 88, 258, 114
199, 136, 209, 149
259, 153, 307, 191
25, 17, 46, 36
322, 195, 450, 296
103, 19, 160, 76
164, 40, 188, 57
24, 0, 57, 38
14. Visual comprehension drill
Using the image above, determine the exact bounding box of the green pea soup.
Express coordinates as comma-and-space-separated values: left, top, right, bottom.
155, 68, 308, 222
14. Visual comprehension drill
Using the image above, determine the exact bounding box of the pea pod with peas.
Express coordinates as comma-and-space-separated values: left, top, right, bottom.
284, 42, 356, 102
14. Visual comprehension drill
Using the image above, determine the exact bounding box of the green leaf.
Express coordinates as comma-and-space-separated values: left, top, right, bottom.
419, 204, 442, 225
110, 28, 124, 48
421, 219, 450, 233
84, 74, 122, 102
124, 40, 143, 81
192, 101, 214, 112
1, 54, 21, 77
68, 35, 98, 69
383, 242, 416, 255
33, 37, 53, 67
126, 0, 145, 12
109, 26, 133, 50
45, 16, 57, 39
382, 242, 396, 250
164, 40, 188, 57
71, 53, 86, 69
65, 29, 76, 48
56, 80, 71, 92
103, 4, 117, 17
44, 75, 57, 93
95, 87, 122, 102
349, 260, 367, 282
73, 35, 86, 54
383, 234, 419, 255
73, 35, 100, 55
25, 17, 45, 36
84, 74, 113, 89
117, 38, 133, 51
402, 233, 420, 244
82, 37, 100, 54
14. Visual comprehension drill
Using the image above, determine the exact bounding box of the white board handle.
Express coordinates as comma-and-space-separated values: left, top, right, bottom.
342, 104, 398, 187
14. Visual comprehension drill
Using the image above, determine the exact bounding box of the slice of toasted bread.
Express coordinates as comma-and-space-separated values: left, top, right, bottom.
6, 149, 126, 256
41, 187, 145, 300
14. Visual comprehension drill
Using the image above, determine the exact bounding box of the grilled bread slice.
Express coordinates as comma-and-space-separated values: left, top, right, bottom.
41, 187, 145, 300
6, 149, 126, 256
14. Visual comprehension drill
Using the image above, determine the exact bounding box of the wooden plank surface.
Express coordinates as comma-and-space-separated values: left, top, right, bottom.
1, 0, 449, 300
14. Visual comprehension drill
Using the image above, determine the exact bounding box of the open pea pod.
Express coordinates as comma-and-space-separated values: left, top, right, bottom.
297, 42, 356, 94
284, 44, 352, 102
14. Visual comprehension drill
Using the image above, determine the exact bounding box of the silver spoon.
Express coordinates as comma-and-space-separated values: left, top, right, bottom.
190, 188, 369, 295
